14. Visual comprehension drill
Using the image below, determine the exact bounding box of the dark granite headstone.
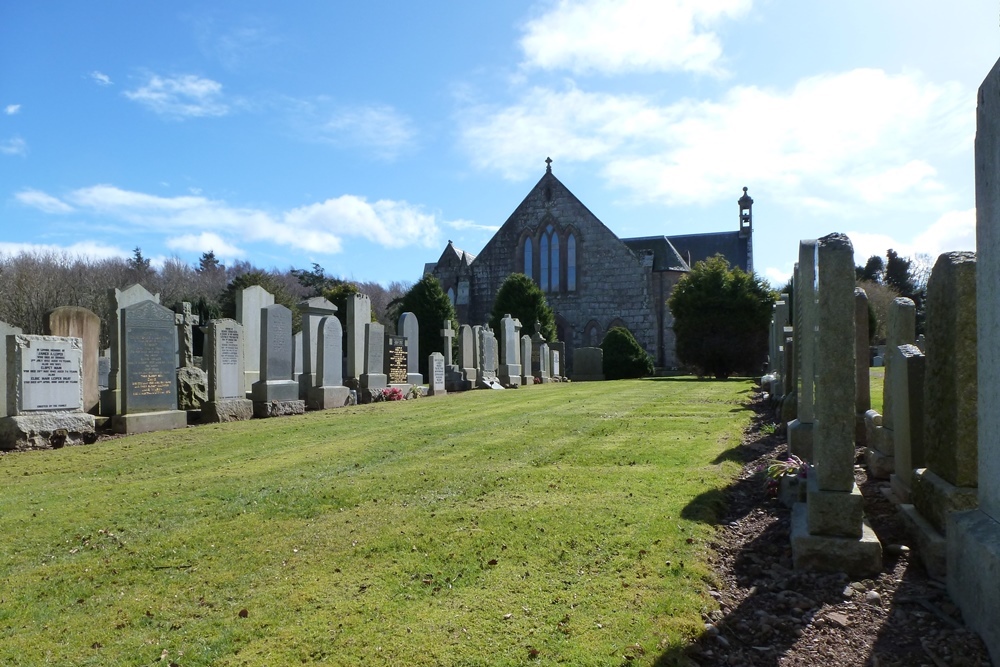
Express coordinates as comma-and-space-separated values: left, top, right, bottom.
120, 300, 178, 414
385, 335, 408, 385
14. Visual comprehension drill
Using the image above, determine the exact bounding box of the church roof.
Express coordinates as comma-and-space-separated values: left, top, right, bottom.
621, 236, 690, 272
666, 230, 750, 272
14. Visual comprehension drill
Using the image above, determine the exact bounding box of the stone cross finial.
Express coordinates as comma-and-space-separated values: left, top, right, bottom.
175, 301, 200, 368
440, 319, 455, 366
545, 157, 552, 172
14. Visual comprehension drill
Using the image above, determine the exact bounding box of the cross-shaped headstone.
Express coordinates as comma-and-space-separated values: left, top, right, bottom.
174, 301, 200, 368
440, 319, 455, 366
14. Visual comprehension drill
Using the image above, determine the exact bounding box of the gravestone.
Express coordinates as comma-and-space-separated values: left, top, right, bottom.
307, 315, 350, 409
770, 297, 790, 399
550, 341, 566, 378
293, 331, 303, 381
477, 326, 502, 389
440, 319, 455, 367
572, 347, 605, 382
44, 306, 101, 415
498, 314, 521, 387
520, 335, 534, 385
867, 297, 916, 480
397, 312, 423, 385
297, 297, 338, 401
902, 251, 977, 577
788, 241, 817, 460
531, 321, 549, 383
471, 325, 483, 384
360, 322, 387, 390
888, 344, 925, 502
251, 304, 304, 417
854, 288, 871, 446
459, 325, 477, 385
346, 293, 371, 379
97, 355, 111, 391
100, 283, 159, 416
0, 334, 96, 450
428, 352, 446, 397
790, 233, 881, 577
385, 334, 408, 386
202, 319, 253, 422
235, 285, 274, 395
950, 59, 1000, 664
538, 342, 550, 383
112, 300, 187, 434
551, 349, 561, 378
442, 320, 466, 391
175, 302, 207, 411
0, 320, 25, 417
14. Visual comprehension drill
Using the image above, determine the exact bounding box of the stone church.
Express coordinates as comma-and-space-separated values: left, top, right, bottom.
423, 160, 754, 370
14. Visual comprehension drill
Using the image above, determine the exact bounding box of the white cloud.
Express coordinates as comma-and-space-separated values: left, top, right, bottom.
847, 208, 976, 265
446, 219, 501, 232
294, 101, 416, 159
15, 189, 75, 214
25, 185, 443, 256
90, 71, 113, 86
0, 241, 129, 261
4, 104, 20, 115
124, 73, 229, 119
0, 136, 27, 156
460, 69, 970, 214
763, 265, 793, 288
520, 0, 751, 75
165, 232, 245, 258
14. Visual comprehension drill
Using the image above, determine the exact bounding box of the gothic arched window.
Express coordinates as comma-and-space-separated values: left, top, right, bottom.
567, 233, 577, 291
550, 229, 560, 292
523, 237, 533, 280
540, 234, 550, 292
447, 287, 455, 305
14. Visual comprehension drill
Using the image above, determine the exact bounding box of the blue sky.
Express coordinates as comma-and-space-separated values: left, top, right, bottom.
1, 1, 995, 287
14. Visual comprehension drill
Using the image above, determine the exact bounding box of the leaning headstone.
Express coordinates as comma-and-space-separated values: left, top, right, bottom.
345, 293, 371, 380
854, 288, 871, 445
428, 352, 446, 397
520, 335, 534, 386
790, 233, 881, 577
201, 319, 253, 422
175, 302, 207, 412
100, 283, 159, 416
235, 285, 274, 395
385, 334, 409, 386
0, 320, 25, 417
788, 241, 817, 460
112, 301, 187, 434
950, 61, 1000, 663
902, 251, 977, 577
307, 316, 350, 409
0, 335, 96, 450
44, 306, 101, 415
397, 312, 423, 385
360, 322, 387, 390
251, 304, 305, 417
573, 347, 605, 382
459, 325, 477, 386
298, 297, 338, 401
498, 314, 521, 387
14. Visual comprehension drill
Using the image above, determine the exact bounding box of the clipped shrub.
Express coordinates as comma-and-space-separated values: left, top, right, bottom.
601, 327, 653, 380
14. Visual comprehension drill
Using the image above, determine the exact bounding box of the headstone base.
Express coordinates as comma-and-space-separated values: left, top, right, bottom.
112, 410, 187, 435
406, 373, 423, 386
251, 380, 299, 402
571, 374, 605, 382
786, 419, 814, 460
306, 386, 352, 410
806, 477, 865, 538
428, 384, 447, 397
201, 399, 254, 423
898, 503, 946, 579
253, 400, 305, 418
360, 373, 387, 389
948, 509, 1000, 665
0, 413, 97, 451
911, 468, 978, 534
99, 388, 121, 417
790, 502, 882, 577
177, 367, 208, 410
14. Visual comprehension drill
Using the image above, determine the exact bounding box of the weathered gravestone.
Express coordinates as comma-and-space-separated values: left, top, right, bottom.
298, 297, 338, 401
572, 347, 604, 382
0, 320, 25, 417
531, 322, 549, 383
520, 335, 534, 385
472, 325, 483, 384
949, 60, 1000, 664
0, 335, 96, 450
175, 302, 207, 411
889, 343, 925, 503
428, 352, 446, 397
790, 233, 881, 577
442, 320, 467, 392
550, 341, 566, 378
97, 355, 111, 391
551, 349, 561, 379
477, 326, 503, 389
385, 334, 408, 386
202, 319, 253, 422
901, 251, 977, 578
398, 312, 422, 385
854, 288, 871, 446
100, 283, 160, 416
458, 324, 477, 387
251, 304, 305, 417
112, 301, 187, 434
292, 331, 303, 381
498, 314, 521, 387
235, 285, 274, 395
360, 322, 387, 390
788, 241, 817, 460
866, 297, 916, 480
44, 306, 101, 415
346, 293, 371, 380
307, 316, 350, 410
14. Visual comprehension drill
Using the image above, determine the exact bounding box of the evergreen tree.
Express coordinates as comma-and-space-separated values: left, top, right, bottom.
197, 250, 223, 274
488, 273, 557, 343
395, 275, 458, 378
601, 327, 653, 379
667, 255, 776, 378
321, 281, 362, 329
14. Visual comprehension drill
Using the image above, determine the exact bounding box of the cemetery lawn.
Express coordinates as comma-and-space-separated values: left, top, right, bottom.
0, 379, 753, 667
870, 367, 884, 414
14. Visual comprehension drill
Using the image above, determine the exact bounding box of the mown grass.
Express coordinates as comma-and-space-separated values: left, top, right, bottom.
870, 367, 885, 414
0, 379, 754, 666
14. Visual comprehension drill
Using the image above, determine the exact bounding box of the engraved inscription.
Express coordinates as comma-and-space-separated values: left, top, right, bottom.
22, 344, 81, 410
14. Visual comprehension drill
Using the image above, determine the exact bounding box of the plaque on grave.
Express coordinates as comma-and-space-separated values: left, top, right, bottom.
121, 301, 178, 414
15, 336, 83, 412
386, 335, 408, 385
